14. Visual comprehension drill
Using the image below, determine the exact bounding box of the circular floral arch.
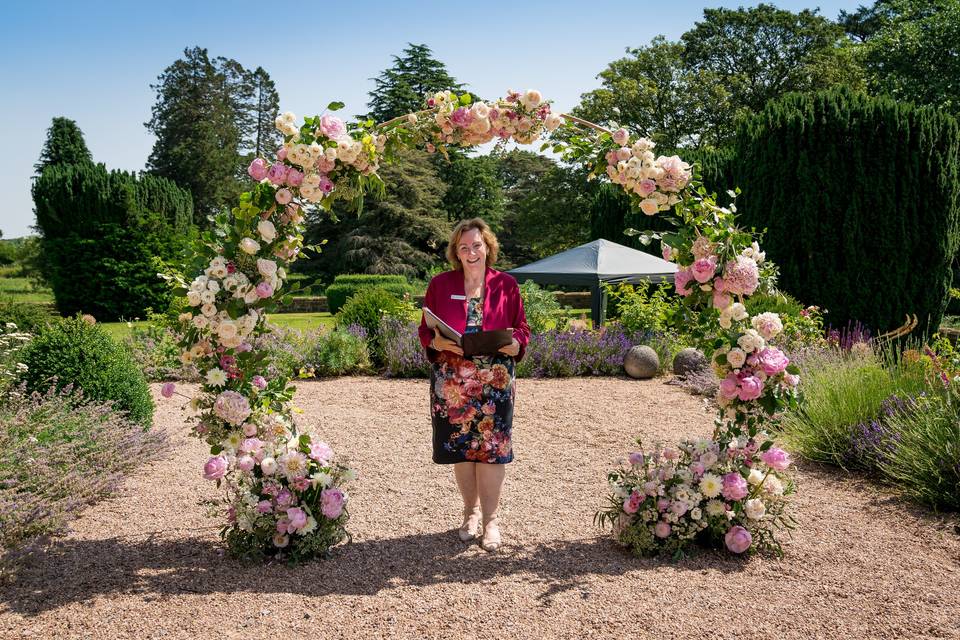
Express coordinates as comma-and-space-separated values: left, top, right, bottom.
165, 88, 800, 561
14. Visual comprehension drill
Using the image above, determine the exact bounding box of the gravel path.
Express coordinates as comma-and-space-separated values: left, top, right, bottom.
2, 377, 959, 639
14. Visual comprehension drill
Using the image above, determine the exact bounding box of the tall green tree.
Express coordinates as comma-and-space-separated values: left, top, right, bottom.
435, 153, 505, 227
146, 47, 279, 216
367, 44, 463, 123
300, 150, 449, 280
841, 0, 960, 115
573, 37, 734, 149
34, 117, 92, 176
681, 4, 864, 114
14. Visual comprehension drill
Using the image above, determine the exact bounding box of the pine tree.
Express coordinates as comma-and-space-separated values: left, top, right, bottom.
34, 117, 92, 176
367, 44, 463, 123
248, 67, 281, 159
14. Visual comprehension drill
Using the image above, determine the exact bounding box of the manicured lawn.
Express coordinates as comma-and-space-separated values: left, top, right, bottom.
0, 276, 54, 304
101, 312, 338, 342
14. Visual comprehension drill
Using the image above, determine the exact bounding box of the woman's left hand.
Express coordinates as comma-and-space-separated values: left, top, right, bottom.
498, 339, 520, 357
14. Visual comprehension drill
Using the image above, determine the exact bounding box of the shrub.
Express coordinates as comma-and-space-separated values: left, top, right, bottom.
744, 291, 825, 351
0, 385, 167, 560
781, 346, 928, 467
122, 314, 198, 383
516, 324, 673, 378
0, 298, 54, 334
0, 324, 32, 398
606, 281, 679, 334
255, 325, 370, 380
336, 287, 413, 362
18, 316, 155, 426
325, 274, 415, 313
311, 329, 370, 377
518, 280, 568, 334
380, 316, 430, 378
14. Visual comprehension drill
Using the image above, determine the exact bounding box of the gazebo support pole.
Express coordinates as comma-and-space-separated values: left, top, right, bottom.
590, 282, 608, 329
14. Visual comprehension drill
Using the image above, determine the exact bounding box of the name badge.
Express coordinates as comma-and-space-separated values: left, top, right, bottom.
450, 294, 466, 300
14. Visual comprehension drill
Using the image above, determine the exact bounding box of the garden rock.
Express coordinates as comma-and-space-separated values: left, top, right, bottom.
673, 348, 707, 376
624, 345, 659, 379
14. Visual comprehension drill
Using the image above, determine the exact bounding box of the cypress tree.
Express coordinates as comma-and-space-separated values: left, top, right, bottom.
34, 117, 92, 176
733, 87, 960, 336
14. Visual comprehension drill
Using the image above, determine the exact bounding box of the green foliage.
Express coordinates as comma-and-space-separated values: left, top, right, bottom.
31, 161, 195, 321
0, 299, 54, 334
744, 291, 826, 349
518, 281, 568, 334
366, 43, 464, 123
325, 274, 414, 314
572, 37, 735, 149
781, 346, 928, 467
19, 316, 155, 426
312, 329, 371, 377
681, 4, 865, 114
842, 0, 960, 116
434, 153, 505, 227
301, 150, 450, 280
734, 87, 960, 336
122, 312, 197, 382
146, 47, 280, 215
605, 281, 678, 335
34, 117, 92, 176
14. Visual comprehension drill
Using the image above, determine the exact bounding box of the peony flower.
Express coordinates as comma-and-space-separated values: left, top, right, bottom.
275, 188, 293, 205
654, 521, 672, 538
236, 455, 255, 472
628, 451, 644, 466
784, 372, 800, 387
266, 163, 288, 185
718, 374, 739, 400
256, 500, 273, 514
213, 390, 252, 425
757, 347, 789, 376
751, 312, 783, 341
286, 507, 308, 532
309, 441, 334, 463
319, 114, 346, 139
722, 256, 760, 296
260, 456, 278, 475
744, 498, 766, 520
248, 158, 269, 181
674, 269, 694, 297
737, 375, 764, 401
256, 282, 274, 298
691, 256, 718, 283
251, 375, 267, 390
761, 447, 791, 471
239, 237, 261, 255
161, 382, 176, 398
321, 487, 345, 519
285, 168, 303, 187
612, 128, 629, 145
721, 472, 749, 500
724, 526, 752, 553
203, 455, 228, 480
623, 491, 642, 514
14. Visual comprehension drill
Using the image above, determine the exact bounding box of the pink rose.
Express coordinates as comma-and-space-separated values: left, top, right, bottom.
248, 158, 268, 181
612, 128, 630, 145
203, 455, 228, 481
691, 256, 718, 283
319, 115, 346, 139
276, 146, 288, 161
623, 491, 642, 514
661, 244, 672, 261
761, 447, 792, 471
266, 163, 288, 186
757, 347, 790, 376
321, 488, 345, 519
713, 290, 732, 310
256, 282, 274, 298
251, 375, 267, 390
161, 382, 176, 398
725, 525, 752, 554
784, 373, 800, 387
674, 269, 694, 297
309, 441, 334, 463
719, 373, 739, 400
236, 455, 255, 472
318, 174, 334, 194
654, 521, 672, 538
721, 472, 749, 500
242, 423, 258, 437
639, 179, 657, 197
276, 488, 293, 507
737, 375, 764, 401
275, 188, 293, 205
285, 168, 303, 187
256, 500, 272, 514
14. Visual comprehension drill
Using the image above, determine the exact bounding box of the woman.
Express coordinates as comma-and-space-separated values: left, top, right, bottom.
418, 218, 530, 552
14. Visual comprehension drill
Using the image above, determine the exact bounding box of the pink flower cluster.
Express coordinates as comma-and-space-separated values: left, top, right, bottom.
213, 391, 252, 426
603, 136, 691, 215
422, 89, 560, 150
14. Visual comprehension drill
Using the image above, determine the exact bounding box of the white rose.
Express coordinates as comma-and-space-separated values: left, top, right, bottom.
727, 348, 747, 369
186, 291, 202, 306
690, 508, 702, 521
239, 238, 260, 255
192, 315, 209, 330
260, 457, 278, 475
200, 290, 216, 305
744, 498, 766, 520
520, 89, 542, 109
747, 468, 765, 486
257, 221, 277, 244
243, 288, 261, 304
639, 199, 659, 216
201, 303, 217, 318
471, 102, 490, 119
544, 113, 563, 131
730, 303, 748, 322
257, 259, 278, 278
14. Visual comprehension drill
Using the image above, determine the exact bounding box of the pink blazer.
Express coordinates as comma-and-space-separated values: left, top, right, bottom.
418, 267, 530, 362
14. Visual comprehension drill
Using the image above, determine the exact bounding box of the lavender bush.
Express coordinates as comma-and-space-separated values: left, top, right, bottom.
845, 394, 917, 471
254, 324, 370, 379
379, 316, 429, 378
0, 384, 168, 571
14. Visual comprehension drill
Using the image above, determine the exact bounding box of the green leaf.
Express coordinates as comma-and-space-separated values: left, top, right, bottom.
326, 101, 345, 112
786, 364, 801, 375
459, 93, 472, 105
210, 445, 223, 455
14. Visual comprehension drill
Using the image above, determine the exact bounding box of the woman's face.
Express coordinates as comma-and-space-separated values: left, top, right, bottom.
456, 228, 487, 273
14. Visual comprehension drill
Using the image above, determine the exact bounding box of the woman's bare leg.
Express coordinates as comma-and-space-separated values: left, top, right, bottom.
476, 463, 505, 551
454, 462, 480, 540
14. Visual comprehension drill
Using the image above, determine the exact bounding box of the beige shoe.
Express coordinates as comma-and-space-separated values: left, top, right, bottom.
480, 515, 501, 552
459, 506, 481, 542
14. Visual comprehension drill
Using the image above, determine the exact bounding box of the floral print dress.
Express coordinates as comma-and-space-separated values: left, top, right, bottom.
430, 295, 515, 464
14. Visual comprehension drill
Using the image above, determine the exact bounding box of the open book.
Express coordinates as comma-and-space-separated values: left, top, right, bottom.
423, 306, 515, 357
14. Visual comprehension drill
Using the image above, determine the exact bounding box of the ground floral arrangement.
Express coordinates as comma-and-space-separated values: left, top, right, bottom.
161, 87, 799, 560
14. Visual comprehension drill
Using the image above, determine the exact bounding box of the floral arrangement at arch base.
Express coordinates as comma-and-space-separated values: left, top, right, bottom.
561, 126, 803, 557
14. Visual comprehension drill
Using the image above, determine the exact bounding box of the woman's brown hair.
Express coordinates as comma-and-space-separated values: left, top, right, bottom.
446, 218, 499, 270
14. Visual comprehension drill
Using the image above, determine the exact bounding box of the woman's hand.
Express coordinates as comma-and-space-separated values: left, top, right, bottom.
498, 338, 520, 357
432, 327, 463, 356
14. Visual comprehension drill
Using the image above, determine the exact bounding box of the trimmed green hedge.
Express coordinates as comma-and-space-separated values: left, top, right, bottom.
325, 274, 416, 313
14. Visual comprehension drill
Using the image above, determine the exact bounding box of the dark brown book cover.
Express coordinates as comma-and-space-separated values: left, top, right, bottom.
462, 329, 514, 357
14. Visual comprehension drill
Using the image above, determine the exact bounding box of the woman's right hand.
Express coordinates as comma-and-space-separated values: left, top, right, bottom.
432, 327, 463, 356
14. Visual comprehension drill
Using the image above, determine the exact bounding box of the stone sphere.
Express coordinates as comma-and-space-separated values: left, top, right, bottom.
672, 348, 708, 376
624, 345, 660, 379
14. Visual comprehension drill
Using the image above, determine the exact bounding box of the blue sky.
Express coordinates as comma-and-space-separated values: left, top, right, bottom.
0, 0, 864, 238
